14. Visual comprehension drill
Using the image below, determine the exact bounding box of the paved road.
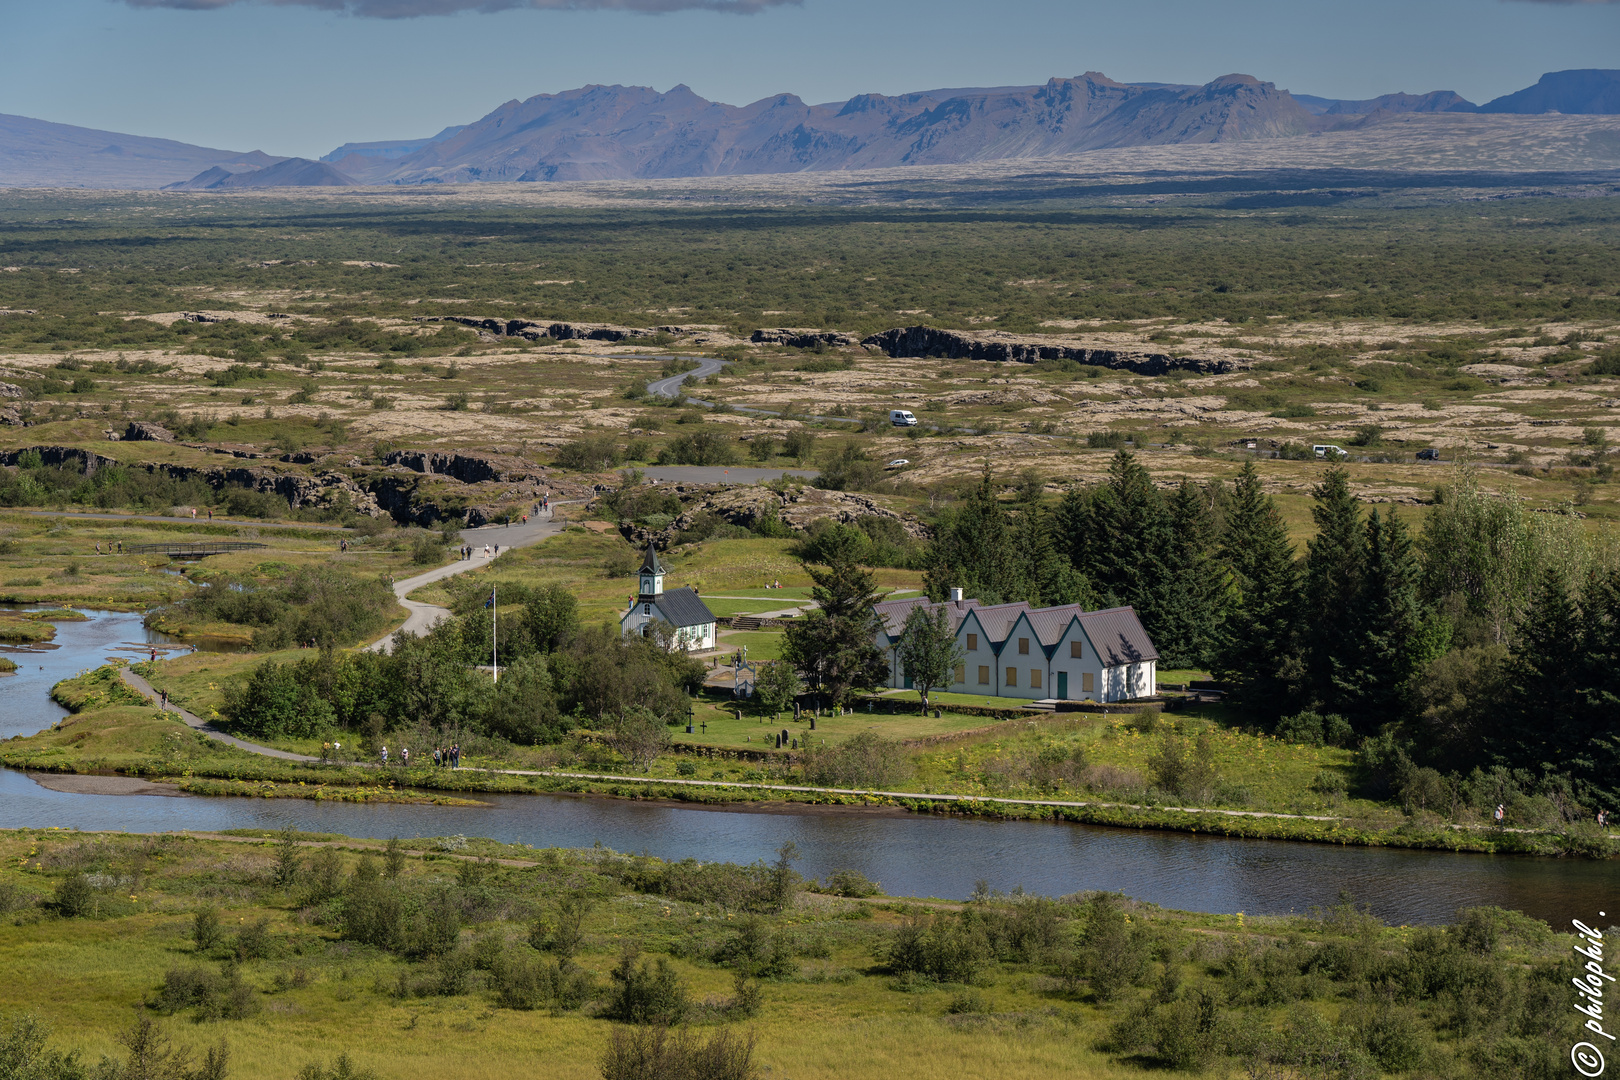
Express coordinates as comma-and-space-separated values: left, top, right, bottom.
22, 510, 349, 531
644, 355, 726, 399
365, 503, 574, 654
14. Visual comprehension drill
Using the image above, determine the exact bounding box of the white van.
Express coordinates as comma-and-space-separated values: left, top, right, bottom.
889, 410, 918, 427
1313, 444, 1347, 459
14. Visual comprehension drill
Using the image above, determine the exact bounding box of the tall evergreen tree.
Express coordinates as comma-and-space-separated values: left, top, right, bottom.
1301, 466, 1364, 712
1495, 566, 1585, 781
1014, 490, 1095, 607
1076, 451, 1180, 647
1573, 570, 1620, 806
922, 468, 1025, 604
1347, 508, 1429, 729
1158, 478, 1230, 669
783, 529, 888, 709
1212, 461, 1301, 722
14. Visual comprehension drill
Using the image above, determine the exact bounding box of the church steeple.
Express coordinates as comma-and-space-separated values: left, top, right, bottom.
638, 542, 665, 599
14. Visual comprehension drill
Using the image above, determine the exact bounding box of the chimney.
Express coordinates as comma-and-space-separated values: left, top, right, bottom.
949, 587, 964, 603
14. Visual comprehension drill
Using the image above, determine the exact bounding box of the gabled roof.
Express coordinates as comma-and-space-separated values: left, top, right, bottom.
1075, 606, 1160, 665
654, 586, 714, 629
640, 543, 666, 576
872, 596, 981, 639
872, 595, 1158, 665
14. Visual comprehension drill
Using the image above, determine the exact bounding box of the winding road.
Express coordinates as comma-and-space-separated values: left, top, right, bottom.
365, 503, 574, 653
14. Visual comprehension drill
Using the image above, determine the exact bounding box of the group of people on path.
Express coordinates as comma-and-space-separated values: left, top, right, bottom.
93, 541, 124, 555
1492, 803, 1610, 829
459, 544, 501, 559
378, 743, 461, 769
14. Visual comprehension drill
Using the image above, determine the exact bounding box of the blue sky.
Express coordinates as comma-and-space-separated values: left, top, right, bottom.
1, 0, 1616, 158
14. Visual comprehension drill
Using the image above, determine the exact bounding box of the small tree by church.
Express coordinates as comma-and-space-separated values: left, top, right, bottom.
755, 661, 802, 720
897, 604, 963, 712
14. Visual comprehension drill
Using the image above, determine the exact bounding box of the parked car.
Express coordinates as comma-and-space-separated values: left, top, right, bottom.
1416, 448, 1441, 461
889, 409, 918, 427
1313, 444, 1348, 460
885, 458, 910, 469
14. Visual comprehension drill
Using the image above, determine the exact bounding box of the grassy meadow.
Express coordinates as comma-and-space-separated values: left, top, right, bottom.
0, 828, 1584, 1080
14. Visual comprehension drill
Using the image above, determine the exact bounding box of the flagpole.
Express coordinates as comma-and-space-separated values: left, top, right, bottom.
492, 584, 498, 683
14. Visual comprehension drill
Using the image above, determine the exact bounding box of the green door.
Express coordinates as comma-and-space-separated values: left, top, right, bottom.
903, 674, 913, 689
1057, 672, 1068, 699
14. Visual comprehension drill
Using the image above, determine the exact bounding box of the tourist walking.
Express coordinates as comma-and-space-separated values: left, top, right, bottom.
1494, 803, 1505, 826
401, 747, 409, 768
380, 745, 388, 766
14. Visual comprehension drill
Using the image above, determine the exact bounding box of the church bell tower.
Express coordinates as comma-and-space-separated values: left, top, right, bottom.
638, 542, 666, 600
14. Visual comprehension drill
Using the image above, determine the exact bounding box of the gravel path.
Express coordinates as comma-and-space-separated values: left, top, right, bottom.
119, 664, 319, 761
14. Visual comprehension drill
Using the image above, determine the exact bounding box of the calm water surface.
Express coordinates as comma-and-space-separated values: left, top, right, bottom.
3, 612, 1612, 926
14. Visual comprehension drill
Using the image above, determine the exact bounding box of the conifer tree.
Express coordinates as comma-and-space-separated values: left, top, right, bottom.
783, 528, 888, 709
1496, 566, 1585, 779
1078, 450, 1176, 635
1212, 461, 1300, 721
1159, 478, 1230, 669
1348, 508, 1429, 728
1015, 489, 1094, 607
1302, 466, 1364, 712
923, 468, 1024, 604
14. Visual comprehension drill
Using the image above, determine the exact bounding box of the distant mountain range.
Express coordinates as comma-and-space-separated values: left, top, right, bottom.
3, 68, 1616, 190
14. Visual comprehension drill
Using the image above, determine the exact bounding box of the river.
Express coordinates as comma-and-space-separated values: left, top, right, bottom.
3, 610, 1611, 926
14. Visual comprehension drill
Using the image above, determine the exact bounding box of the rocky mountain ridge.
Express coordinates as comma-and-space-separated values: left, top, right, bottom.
5, 69, 1615, 189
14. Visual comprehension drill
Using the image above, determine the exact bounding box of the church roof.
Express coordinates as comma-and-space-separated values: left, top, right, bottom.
655, 586, 714, 628
640, 543, 666, 576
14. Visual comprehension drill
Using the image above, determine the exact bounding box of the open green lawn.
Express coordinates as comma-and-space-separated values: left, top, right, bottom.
675, 696, 1001, 754
710, 629, 788, 663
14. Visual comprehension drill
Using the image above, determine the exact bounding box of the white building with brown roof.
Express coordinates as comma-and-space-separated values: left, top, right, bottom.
872, 590, 1158, 703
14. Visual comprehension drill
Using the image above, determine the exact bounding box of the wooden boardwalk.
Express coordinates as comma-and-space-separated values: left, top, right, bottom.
124, 540, 268, 558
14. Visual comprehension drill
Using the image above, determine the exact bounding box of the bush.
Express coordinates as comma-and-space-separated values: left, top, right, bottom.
52, 874, 95, 918
1146, 728, 1218, 801
341, 878, 403, 951
295, 1054, 378, 1080
886, 913, 992, 984
411, 535, 444, 565
556, 434, 623, 472
157, 966, 260, 1021
1276, 709, 1325, 746
818, 869, 882, 898
1072, 893, 1149, 1002
711, 917, 798, 980
532, 894, 594, 960
233, 918, 275, 963
493, 952, 595, 1011
193, 908, 222, 953
798, 731, 911, 789
1086, 430, 1127, 449
668, 430, 738, 466
603, 947, 689, 1025
599, 1026, 758, 1080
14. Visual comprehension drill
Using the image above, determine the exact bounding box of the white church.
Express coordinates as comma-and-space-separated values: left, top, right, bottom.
619, 543, 718, 652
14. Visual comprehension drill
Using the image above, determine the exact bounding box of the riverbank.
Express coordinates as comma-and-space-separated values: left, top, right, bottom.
6, 699, 1614, 859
